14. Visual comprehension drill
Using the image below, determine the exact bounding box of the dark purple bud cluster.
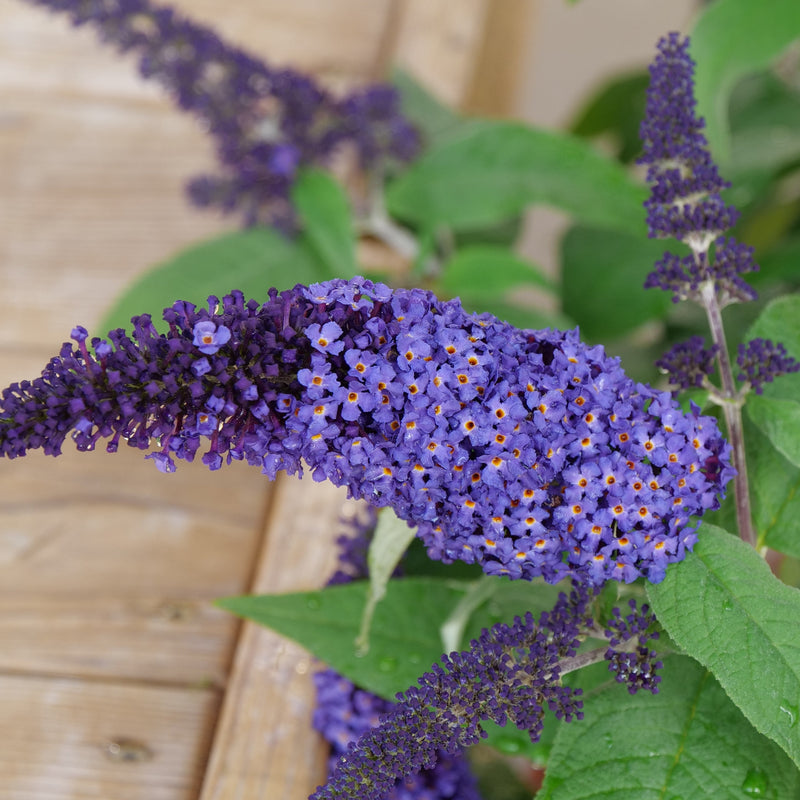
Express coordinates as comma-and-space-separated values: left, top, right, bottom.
313, 669, 483, 800
736, 339, 800, 395
639, 34, 758, 306
0, 278, 733, 585
310, 585, 593, 800
604, 599, 662, 695
655, 336, 718, 391
314, 510, 482, 800
22, 0, 421, 228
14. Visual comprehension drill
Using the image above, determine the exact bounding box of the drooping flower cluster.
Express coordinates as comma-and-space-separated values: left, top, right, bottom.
313, 510, 482, 800
310, 584, 593, 800
640, 34, 799, 397
0, 277, 733, 585
22, 0, 420, 228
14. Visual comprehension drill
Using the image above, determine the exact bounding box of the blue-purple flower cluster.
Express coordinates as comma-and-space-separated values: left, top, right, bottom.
311, 585, 593, 800
23, 0, 420, 228
0, 277, 733, 585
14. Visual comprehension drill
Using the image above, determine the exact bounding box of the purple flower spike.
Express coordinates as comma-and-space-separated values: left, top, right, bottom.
0, 278, 734, 586
192, 320, 231, 354
21, 0, 421, 228
737, 339, 800, 394
640, 34, 758, 306
311, 584, 593, 800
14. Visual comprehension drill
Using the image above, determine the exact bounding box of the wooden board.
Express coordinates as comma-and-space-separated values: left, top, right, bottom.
0, 673, 218, 800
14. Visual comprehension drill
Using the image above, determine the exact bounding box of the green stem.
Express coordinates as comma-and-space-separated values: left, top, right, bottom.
700, 281, 755, 548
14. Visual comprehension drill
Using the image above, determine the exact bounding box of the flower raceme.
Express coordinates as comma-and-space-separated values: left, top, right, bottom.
0, 278, 733, 585
22, 0, 420, 228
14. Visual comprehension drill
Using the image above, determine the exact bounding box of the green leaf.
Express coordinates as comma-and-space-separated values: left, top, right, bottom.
647, 524, 800, 769
746, 294, 800, 401
292, 169, 357, 278
391, 68, 478, 149
748, 416, 800, 557
217, 577, 466, 699
728, 72, 800, 179
540, 654, 800, 798
439, 245, 556, 298
386, 121, 648, 235
355, 510, 418, 654
560, 226, 673, 341
99, 229, 329, 334
570, 71, 649, 163
757, 239, 800, 289
691, 0, 800, 163
747, 394, 800, 470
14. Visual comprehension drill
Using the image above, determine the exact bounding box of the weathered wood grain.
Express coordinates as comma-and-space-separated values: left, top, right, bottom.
198, 478, 350, 800
0, 673, 218, 800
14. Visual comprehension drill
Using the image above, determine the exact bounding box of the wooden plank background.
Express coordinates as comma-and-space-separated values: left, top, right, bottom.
0, 2, 533, 798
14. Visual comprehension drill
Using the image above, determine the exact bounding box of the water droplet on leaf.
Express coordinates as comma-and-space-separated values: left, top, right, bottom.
378, 656, 398, 672
306, 597, 321, 610
741, 768, 768, 796
408, 653, 421, 665
722, 599, 733, 611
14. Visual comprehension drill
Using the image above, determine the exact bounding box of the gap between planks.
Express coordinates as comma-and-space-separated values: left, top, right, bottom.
198, 477, 351, 800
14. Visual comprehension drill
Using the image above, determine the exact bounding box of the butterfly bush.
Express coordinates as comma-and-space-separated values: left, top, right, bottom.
22, 0, 420, 228
0, 277, 732, 586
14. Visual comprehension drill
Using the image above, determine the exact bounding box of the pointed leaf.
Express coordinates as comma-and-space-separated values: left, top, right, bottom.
355, 509, 418, 654
540, 655, 800, 798
99, 229, 329, 334
292, 169, 358, 278
386, 121, 647, 235
217, 577, 467, 699
746, 416, 800, 557
647, 524, 800, 768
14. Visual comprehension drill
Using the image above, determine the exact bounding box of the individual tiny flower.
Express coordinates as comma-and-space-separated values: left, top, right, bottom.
0, 278, 733, 586
736, 339, 800, 395
655, 336, 718, 390
192, 320, 231, 354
